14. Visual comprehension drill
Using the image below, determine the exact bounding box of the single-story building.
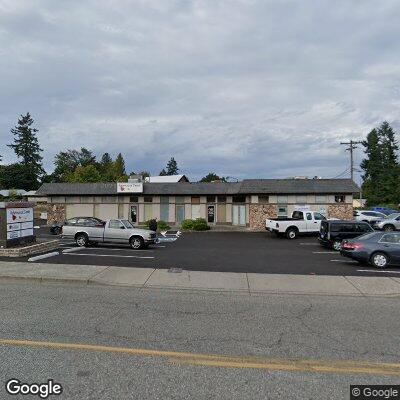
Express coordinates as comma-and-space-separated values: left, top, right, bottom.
36, 178, 359, 229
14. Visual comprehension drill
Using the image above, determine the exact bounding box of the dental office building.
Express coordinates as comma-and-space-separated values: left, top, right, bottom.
36, 177, 359, 230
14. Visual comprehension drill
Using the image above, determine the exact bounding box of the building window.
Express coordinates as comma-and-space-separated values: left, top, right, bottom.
258, 195, 269, 203
316, 195, 326, 203
207, 195, 216, 203
232, 195, 246, 203
277, 195, 288, 204
160, 196, 169, 204
191, 196, 200, 204
175, 196, 185, 204
130, 196, 138, 203
295, 195, 307, 203
277, 205, 287, 217
217, 196, 226, 203
335, 195, 345, 203
144, 196, 153, 203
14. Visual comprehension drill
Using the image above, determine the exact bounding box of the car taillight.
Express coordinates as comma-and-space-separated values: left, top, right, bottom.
342, 242, 364, 250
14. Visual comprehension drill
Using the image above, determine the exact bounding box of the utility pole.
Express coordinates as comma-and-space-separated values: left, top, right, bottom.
340, 140, 363, 181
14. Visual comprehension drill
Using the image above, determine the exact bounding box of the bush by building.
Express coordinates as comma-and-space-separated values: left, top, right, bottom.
181, 218, 210, 231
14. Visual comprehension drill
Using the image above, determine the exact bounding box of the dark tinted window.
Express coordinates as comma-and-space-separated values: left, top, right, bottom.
314, 213, 325, 221
356, 224, 372, 233
380, 233, 400, 244
341, 224, 356, 233
335, 195, 345, 203
292, 211, 304, 220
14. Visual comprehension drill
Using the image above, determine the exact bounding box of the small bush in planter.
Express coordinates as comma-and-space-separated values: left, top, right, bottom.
192, 218, 210, 231
181, 219, 195, 230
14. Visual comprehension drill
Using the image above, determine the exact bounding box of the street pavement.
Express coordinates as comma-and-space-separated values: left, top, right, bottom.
0, 282, 399, 399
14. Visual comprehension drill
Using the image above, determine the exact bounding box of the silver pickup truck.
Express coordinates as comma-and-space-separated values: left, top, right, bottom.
61, 217, 157, 249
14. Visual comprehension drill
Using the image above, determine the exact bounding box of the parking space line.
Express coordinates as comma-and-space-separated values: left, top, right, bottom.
69, 247, 154, 252
299, 243, 319, 246
357, 269, 400, 274
28, 252, 60, 262
330, 259, 358, 263
313, 251, 337, 254
62, 247, 85, 254
64, 253, 154, 259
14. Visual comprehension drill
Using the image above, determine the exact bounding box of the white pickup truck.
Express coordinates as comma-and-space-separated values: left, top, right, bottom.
61, 217, 157, 249
266, 210, 327, 239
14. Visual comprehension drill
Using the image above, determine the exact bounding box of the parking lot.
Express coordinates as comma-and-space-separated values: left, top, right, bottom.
3, 228, 400, 277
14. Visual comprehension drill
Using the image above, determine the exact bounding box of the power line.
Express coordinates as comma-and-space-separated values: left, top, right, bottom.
340, 140, 363, 181
330, 166, 351, 179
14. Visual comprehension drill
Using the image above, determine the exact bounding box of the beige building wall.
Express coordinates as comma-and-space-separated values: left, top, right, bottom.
66, 204, 94, 219
138, 204, 145, 223
97, 204, 118, 220
152, 203, 161, 220
168, 204, 176, 223
199, 204, 206, 219
184, 204, 192, 219
226, 203, 232, 223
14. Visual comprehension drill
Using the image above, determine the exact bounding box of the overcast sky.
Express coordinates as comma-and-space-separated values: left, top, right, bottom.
1, 0, 399, 182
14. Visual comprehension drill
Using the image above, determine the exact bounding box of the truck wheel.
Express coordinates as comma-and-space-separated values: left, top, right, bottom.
370, 252, 389, 269
130, 236, 144, 250
333, 240, 342, 251
76, 233, 88, 247
286, 228, 298, 240
383, 224, 395, 231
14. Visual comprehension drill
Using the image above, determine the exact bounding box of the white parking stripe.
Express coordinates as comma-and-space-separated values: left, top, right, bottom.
330, 259, 358, 263
357, 269, 400, 274
313, 251, 337, 254
64, 253, 154, 259
28, 252, 59, 262
62, 247, 85, 254
68, 247, 154, 252
299, 243, 319, 246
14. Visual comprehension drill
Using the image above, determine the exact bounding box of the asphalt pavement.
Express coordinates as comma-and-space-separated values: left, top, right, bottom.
6, 229, 400, 277
0, 282, 399, 399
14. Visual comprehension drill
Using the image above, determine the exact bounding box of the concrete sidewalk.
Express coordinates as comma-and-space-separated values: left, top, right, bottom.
0, 261, 400, 297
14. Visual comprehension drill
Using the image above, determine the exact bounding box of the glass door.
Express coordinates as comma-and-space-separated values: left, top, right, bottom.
130, 205, 137, 224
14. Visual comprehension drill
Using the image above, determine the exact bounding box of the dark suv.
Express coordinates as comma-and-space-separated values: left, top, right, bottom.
318, 220, 373, 251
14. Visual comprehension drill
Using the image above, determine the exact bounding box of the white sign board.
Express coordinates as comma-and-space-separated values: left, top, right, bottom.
294, 204, 311, 212
6, 208, 34, 239
117, 182, 143, 193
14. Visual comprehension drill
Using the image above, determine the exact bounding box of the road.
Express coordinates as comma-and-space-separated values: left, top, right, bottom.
7, 230, 400, 277
0, 282, 399, 399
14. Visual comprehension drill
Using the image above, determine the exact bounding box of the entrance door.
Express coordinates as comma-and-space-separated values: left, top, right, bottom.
130, 205, 137, 224
207, 205, 215, 223
191, 204, 201, 220
232, 205, 246, 226
176, 205, 185, 224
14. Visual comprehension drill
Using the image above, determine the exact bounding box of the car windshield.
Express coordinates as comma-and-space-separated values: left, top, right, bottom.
121, 220, 134, 229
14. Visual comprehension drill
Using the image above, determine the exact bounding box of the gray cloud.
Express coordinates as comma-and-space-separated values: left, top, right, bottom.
1, 0, 399, 182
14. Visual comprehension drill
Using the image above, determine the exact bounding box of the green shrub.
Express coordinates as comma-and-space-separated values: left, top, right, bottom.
143, 220, 171, 231
181, 219, 195, 230
181, 218, 210, 231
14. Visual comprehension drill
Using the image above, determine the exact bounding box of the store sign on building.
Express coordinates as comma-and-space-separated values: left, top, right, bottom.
117, 182, 143, 193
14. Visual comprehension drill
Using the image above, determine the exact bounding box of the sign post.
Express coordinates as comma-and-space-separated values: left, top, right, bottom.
0, 202, 35, 248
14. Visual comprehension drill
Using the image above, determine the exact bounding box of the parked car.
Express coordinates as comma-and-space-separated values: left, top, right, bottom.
51, 217, 105, 235
62, 218, 156, 249
50, 221, 64, 235
341, 231, 400, 268
318, 220, 373, 250
353, 210, 386, 223
266, 210, 326, 239
370, 206, 399, 215
372, 213, 400, 231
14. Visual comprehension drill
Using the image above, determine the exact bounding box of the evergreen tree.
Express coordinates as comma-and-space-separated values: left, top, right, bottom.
0, 163, 38, 190
114, 153, 126, 177
166, 157, 179, 175
99, 152, 116, 181
8, 113, 44, 188
159, 168, 167, 176
361, 122, 400, 205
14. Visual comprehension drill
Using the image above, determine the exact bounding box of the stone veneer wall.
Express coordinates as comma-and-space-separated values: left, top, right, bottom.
328, 204, 353, 220
47, 204, 66, 225
249, 204, 277, 230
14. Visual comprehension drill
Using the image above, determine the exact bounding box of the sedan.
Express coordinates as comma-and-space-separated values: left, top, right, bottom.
340, 232, 400, 268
